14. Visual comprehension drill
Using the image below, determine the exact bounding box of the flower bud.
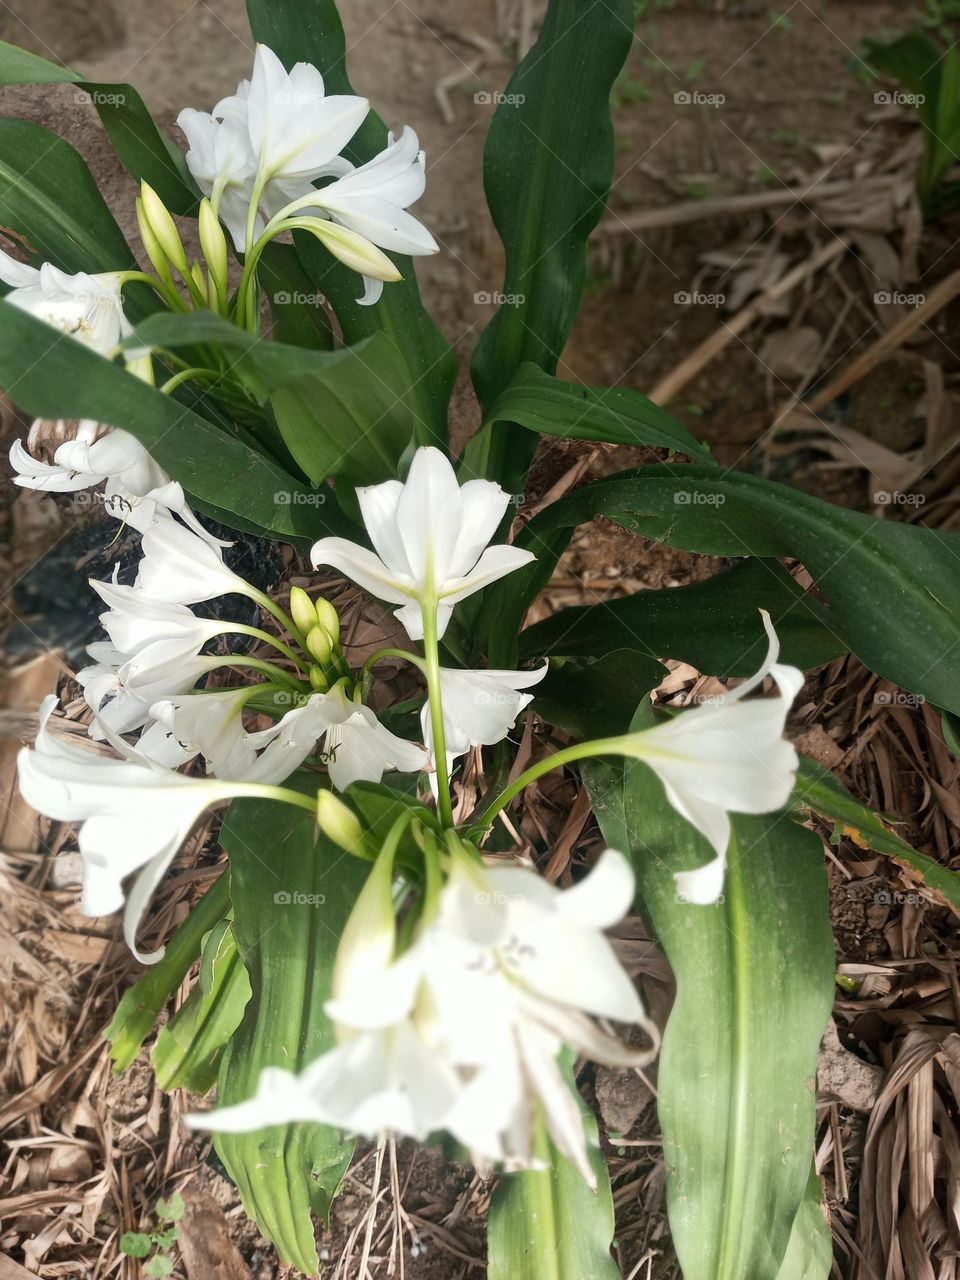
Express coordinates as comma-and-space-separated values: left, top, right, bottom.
140, 181, 189, 275
314, 597, 340, 647
316, 790, 368, 857
306, 625, 333, 666
189, 262, 207, 301
135, 196, 173, 284
289, 586, 316, 636
309, 666, 329, 692
198, 198, 228, 300
298, 218, 402, 283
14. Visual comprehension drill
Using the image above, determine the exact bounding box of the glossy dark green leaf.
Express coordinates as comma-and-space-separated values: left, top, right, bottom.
467, 0, 634, 487
521, 464, 960, 714
0, 300, 353, 543
792, 758, 960, 912
0, 117, 134, 272
106, 874, 230, 1073
152, 919, 251, 1093
245, 0, 456, 446
260, 242, 334, 351
586, 701, 834, 1280
0, 41, 199, 213
213, 795, 366, 1275
520, 559, 847, 674
532, 650, 666, 738
466, 360, 713, 481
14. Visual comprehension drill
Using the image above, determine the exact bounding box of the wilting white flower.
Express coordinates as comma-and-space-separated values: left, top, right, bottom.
0, 251, 130, 352
189, 847, 655, 1184
421, 664, 547, 777
312, 447, 534, 640
627, 610, 802, 904
17, 697, 261, 961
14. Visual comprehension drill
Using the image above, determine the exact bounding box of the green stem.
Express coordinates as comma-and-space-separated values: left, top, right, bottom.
224, 624, 309, 672
421, 592, 454, 828
208, 656, 306, 692
470, 736, 628, 834
362, 647, 426, 680
245, 586, 308, 649
160, 367, 222, 395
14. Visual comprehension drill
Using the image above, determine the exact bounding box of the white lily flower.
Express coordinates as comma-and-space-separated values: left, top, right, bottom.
143, 689, 339, 784
189, 848, 460, 1140
0, 251, 130, 352
420, 850, 656, 1184
311, 447, 534, 640
78, 644, 221, 740
190, 847, 654, 1185
421, 664, 548, 777
90, 577, 228, 682
17, 697, 260, 962
135, 516, 250, 605
10, 423, 222, 548
316, 682, 428, 791
628, 610, 802, 904
177, 101, 260, 253
247, 44, 368, 193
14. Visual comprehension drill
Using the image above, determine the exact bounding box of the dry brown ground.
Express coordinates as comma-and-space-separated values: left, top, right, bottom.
2, 1, 960, 1277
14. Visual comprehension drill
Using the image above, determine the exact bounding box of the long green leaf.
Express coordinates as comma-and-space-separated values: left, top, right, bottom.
0, 41, 199, 213
0, 300, 352, 542
214, 795, 366, 1276
244, 0, 456, 447
792, 758, 960, 912
473, 360, 714, 473
467, 0, 634, 487
520, 558, 846, 674
487, 1084, 619, 1280
774, 1164, 832, 1280
586, 702, 835, 1280
0, 117, 134, 272
106, 874, 230, 1072
152, 919, 251, 1092
518, 464, 960, 713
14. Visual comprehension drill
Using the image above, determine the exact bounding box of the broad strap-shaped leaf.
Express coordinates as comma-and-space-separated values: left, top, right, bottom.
0, 117, 134, 272
487, 1082, 619, 1280
244, 0, 456, 448
259, 242, 334, 351
520, 559, 847, 675
585, 701, 835, 1280
152, 919, 251, 1092
475, 362, 714, 470
518, 464, 960, 714
106, 874, 230, 1073
774, 1164, 832, 1280
0, 300, 353, 543
466, 0, 634, 488
532, 649, 667, 738
792, 758, 960, 913
0, 41, 199, 213
214, 795, 367, 1276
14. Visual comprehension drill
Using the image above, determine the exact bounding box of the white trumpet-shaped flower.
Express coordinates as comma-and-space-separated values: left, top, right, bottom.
16, 697, 266, 962
319, 682, 428, 791
628, 610, 802, 904
421, 664, 548, 777
0, 251, 130, 352
188, 847, 655, 1184
312, 447, 534, 640
135, 516, 250, 606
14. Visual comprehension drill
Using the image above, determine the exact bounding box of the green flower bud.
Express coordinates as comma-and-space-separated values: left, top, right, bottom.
135, 196, 173, 284
198, 198, 228, 301
314, 597, 341, 647
289, 586, 317, 636
140, 180, 189, 275
309, 666, 329, 692
306, 625, 333, 666
297, 217, 401, 282
316, 791, 368, 858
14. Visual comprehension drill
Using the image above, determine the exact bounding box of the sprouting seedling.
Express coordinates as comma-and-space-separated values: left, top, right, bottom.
119, 1192, 185, 1277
